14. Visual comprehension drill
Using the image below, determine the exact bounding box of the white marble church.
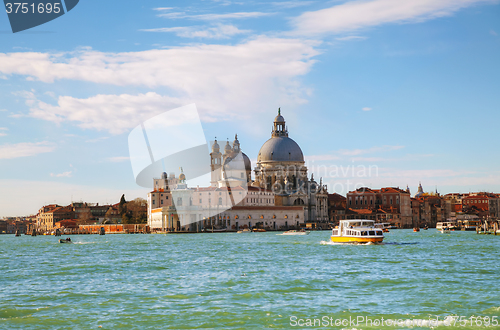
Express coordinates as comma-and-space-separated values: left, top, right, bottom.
147, 109, 329, 232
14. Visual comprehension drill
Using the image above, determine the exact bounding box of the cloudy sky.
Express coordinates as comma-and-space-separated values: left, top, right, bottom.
1, 0, 499, 216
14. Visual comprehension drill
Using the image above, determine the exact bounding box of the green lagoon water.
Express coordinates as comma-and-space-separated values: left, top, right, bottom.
1, 230, 499, 329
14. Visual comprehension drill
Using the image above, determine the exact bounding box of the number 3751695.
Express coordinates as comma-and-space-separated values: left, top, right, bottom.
5, 2, 61, 14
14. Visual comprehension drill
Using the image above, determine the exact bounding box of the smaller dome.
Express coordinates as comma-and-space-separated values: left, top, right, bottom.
161, 172, 168, 180
224, 140, 232, 154
212, 139, 220, 152
274, 115, 285, 123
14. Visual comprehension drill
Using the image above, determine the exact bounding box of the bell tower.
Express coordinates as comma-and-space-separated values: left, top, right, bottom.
210, 139, 222, 186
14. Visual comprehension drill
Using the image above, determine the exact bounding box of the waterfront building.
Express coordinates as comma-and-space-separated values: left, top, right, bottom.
346, 187, 412, 228
0, 220, 7, 234
36, 204, 76, 232
147, 109, 328, 231
327, 193, 347, 224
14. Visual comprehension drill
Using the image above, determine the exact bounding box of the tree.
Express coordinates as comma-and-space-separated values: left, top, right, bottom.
125, 198, 147, 224
118, 194, 127, 217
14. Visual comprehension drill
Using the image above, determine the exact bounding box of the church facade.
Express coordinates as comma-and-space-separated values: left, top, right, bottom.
147, 109, 329, 231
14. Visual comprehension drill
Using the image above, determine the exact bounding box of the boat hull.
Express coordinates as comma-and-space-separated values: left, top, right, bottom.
330, 236, 383, 243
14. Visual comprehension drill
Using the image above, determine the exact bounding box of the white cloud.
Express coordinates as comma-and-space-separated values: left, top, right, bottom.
44, 91, 56, 98
291, 0, 496, 36
4, 37, 319, 133
0, 127, 7, 137
0, 141, 55, 159
50, 171, 72, 178
336, 36, 367, 41
26, 92, 186, 135
153, 7, 174, 11
0, 109, 7, 112
158, 11, 273, 20
141, 24, 250, 39
362, 107, 372, 111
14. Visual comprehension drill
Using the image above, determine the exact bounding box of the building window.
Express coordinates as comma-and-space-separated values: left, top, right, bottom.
199, 199, 202, 203
161, 200, 163, 205
152, 200, 155, 205
177, 198, 182, 206
218, 197, 222, 205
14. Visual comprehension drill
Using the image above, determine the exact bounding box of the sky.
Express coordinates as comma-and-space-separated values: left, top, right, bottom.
0, 0, 499, 217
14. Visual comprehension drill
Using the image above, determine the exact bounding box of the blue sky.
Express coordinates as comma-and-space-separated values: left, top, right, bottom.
1, 0, 499, 216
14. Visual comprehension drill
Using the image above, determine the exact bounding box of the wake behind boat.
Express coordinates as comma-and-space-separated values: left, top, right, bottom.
278, 229, 309, 236
331, 219, 384, 243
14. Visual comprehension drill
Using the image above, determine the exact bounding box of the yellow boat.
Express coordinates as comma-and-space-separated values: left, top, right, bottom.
331, 219, 384, 243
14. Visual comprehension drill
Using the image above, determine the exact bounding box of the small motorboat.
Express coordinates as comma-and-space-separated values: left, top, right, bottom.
413, 227, 420, 232
252, 228, 266, 232
59, 238, 72, 243
440, 227, 451, 234
237, 228, 252, 234
278, 229, 309, 236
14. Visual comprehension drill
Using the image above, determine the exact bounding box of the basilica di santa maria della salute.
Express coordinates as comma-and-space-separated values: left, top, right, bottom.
147, 110, 329, 232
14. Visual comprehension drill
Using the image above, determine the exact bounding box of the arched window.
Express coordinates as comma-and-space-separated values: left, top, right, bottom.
218, 197, 222, 205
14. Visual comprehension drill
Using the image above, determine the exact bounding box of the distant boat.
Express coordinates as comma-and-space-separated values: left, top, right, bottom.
440, 227, 451, 234
59, 238, 72, 243
236, 228, 252, 234
252, 228, 266, 232
413, 227, 420, 232
205, 228, 227, 233
278, 229, 309, 236
437, 221, 458, 231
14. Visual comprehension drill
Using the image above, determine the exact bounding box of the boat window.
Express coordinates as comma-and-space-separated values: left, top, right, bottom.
376, 231, 382, 236
369, 231, 375, 236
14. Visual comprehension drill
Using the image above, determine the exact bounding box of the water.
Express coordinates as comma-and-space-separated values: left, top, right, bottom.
1, 230, 499, 329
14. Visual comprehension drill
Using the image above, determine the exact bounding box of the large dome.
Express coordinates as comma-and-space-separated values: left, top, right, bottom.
258, 136, 304, 162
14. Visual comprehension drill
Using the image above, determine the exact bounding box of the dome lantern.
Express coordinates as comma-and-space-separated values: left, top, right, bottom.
272, 108, 288, 138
